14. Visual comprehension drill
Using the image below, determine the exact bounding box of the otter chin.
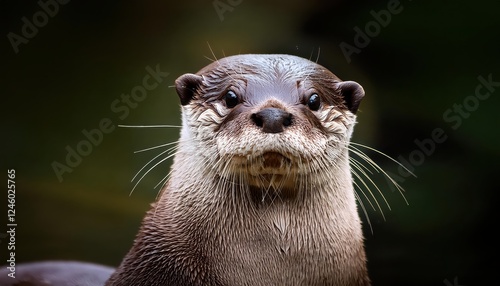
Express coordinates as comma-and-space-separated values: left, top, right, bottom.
105, 54, 371, 286
245, 151, 297, 195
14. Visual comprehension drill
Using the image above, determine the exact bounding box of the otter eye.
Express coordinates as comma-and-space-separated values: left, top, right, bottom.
307, 93, 321, 111
224, 90, 239, 108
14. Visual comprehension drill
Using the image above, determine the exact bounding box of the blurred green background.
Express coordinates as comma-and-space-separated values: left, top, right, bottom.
1, 0, 499, 285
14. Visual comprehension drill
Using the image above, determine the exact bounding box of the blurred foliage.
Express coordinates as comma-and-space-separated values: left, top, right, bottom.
1, 0, 499, 285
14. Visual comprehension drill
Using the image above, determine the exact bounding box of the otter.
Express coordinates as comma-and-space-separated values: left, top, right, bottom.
106, 54, 370, 285
0, 54, 371, 286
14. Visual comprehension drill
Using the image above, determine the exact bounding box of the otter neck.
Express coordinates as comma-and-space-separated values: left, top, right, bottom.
153, 145, 368, 285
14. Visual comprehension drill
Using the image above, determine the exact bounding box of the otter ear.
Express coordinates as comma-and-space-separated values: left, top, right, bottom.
335, 81, 365, 114
175, 73, 203, 105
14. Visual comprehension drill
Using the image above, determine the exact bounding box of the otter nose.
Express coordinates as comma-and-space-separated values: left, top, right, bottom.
251, 108, 292, 133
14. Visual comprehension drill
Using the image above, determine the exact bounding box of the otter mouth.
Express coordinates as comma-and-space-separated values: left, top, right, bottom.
261, 152, 290, 169
250, 151, 293, 174
229, 151, 294, 175
226, 151, 299, 193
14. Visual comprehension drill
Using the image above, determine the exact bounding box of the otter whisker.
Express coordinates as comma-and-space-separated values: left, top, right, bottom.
206, 44, 231, 77
238, 163, 253, 212
256, 173, 270, 203
350, 170, 377, 212
350, 166, 387, 220
129, 140, 187, 196
350, 142, 416, 177
153, 166, 174, 191
349, 156, 374, 176
307, 46, 321, 64
348, 146, 384, 174
350, 157, 391, 212
134, 141, 179, 154
270, 173, 287, 205
348, 145, 409, 205
205, 42, 218, 63
353, 191, 373, 234
118, 124, 181, 128
129, 152, 177, 196
213, 156, 240, 189
132, 148, 171, 182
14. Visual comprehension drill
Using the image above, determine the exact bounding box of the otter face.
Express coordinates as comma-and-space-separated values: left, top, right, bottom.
175, 55, 364, 192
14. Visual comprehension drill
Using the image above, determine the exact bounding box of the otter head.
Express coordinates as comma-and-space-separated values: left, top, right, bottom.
174, 54, 364, 199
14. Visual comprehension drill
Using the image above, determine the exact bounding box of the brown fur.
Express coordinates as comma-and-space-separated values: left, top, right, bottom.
106, 54, 370, 285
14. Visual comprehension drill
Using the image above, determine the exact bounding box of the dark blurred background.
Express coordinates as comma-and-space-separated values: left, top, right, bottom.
1, 0, 499, 285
